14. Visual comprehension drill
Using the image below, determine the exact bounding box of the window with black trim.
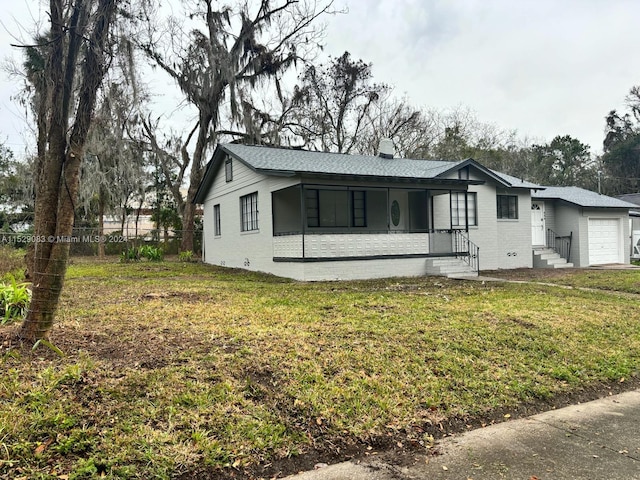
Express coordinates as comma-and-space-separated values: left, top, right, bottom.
497, 194, 518, 219
225, 158, 233, 182
240, 192, 258, 231
213, 204, 221, 236
306, 189, 319, 227
451, 192, 477, 226
352, 190, 366, 227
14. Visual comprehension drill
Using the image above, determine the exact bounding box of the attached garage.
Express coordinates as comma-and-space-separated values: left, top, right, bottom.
588, 218, 621, 265
532, 186, 635, 268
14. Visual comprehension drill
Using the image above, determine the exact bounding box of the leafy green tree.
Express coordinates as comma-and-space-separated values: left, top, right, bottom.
601, 87, 640, 194
0, 145, 20, 212
0, 145, 34, 232
151, 206, 182, 243
531, 135, 594, 188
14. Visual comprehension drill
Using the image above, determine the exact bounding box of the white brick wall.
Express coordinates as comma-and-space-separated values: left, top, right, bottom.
297, 257, 432, 281
467, 185, 532, 271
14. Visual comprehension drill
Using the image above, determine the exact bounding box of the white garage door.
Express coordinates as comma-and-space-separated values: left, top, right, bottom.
588, 218, 621, 265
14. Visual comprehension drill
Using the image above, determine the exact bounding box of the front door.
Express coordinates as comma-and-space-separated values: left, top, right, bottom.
531, 202, 545, 246
389, 190, 407, 231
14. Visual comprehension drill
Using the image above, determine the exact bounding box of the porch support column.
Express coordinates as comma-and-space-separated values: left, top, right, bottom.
464, 191, 469, 232
448, 190, 453, 230
300, 185, 306, 259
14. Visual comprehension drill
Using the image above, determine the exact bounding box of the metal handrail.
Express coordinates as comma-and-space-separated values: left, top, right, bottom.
453, 230, 480, 274
546, 228, 572, 262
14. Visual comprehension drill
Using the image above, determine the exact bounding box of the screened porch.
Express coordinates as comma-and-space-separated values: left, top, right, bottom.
271, 184, 476, 262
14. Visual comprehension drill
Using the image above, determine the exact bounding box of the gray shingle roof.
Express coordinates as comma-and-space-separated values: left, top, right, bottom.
617, 193, 640, 206
193, 143, 542, 204
489, 170, 541, 189
223, 143, 462, 179
533, 186, 637, 208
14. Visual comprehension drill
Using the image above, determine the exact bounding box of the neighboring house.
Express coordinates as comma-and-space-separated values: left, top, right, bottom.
103, 210, 156, 238
193, 143, 539, 281
532, 187, 636, 266
616, 193, 640, 259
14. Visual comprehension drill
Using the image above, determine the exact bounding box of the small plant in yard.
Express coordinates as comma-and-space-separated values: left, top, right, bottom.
119, 246, 140, 263
139, 245, 164, 261
178, 250, 195, 262
0, 274, 31, 324
120, 246, 164, 262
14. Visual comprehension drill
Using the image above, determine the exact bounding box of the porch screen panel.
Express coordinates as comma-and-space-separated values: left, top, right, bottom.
408, 191, 428, 231
319, 190, 349, 227
366, 190, 388, 230
273, 186, 302, 234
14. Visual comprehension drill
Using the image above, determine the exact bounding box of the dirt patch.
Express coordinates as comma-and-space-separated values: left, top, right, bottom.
482, 267, 585, 281
0, 322, 225, 369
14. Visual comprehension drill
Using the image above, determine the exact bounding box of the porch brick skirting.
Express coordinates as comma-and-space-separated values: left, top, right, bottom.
272, 233, 456, 261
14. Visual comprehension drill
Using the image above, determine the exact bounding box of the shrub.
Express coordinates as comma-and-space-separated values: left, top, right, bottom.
119, 245, 164, 263
120, 247, 140, 263
0, 275, 31, 325
178, 250, 195, 262
139, 245, 163, 262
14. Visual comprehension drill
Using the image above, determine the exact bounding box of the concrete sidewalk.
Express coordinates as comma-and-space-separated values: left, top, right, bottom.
286, 390, 640, 479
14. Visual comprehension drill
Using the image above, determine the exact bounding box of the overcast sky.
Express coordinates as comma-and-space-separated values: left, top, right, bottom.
0, 0, 639, 159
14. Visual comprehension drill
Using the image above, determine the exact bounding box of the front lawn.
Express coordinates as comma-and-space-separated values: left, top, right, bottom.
2, 261, 640, 479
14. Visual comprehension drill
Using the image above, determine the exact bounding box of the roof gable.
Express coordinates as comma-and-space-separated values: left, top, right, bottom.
431, 158, 542, 189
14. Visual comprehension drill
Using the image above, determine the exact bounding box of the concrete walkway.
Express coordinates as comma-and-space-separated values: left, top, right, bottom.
286, 389, 640, 479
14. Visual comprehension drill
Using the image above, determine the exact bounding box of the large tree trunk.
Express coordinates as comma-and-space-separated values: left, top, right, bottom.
20, 147, 83, 340
19, 0, 117, 342
180, 111, 212, 253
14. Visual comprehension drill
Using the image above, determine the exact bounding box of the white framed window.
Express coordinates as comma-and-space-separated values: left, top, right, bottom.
497, 194, 518, 219
213, 204, 221, 236
240, 192, 258, 231
451, 192, 477, 227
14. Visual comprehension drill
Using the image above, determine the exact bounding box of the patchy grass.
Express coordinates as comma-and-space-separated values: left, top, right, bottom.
541, 269, 640, 294
1, 261, 640, 479
486, 267, 640, 294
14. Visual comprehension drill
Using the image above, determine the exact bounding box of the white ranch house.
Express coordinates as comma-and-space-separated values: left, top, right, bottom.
193, 143, 635, 281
